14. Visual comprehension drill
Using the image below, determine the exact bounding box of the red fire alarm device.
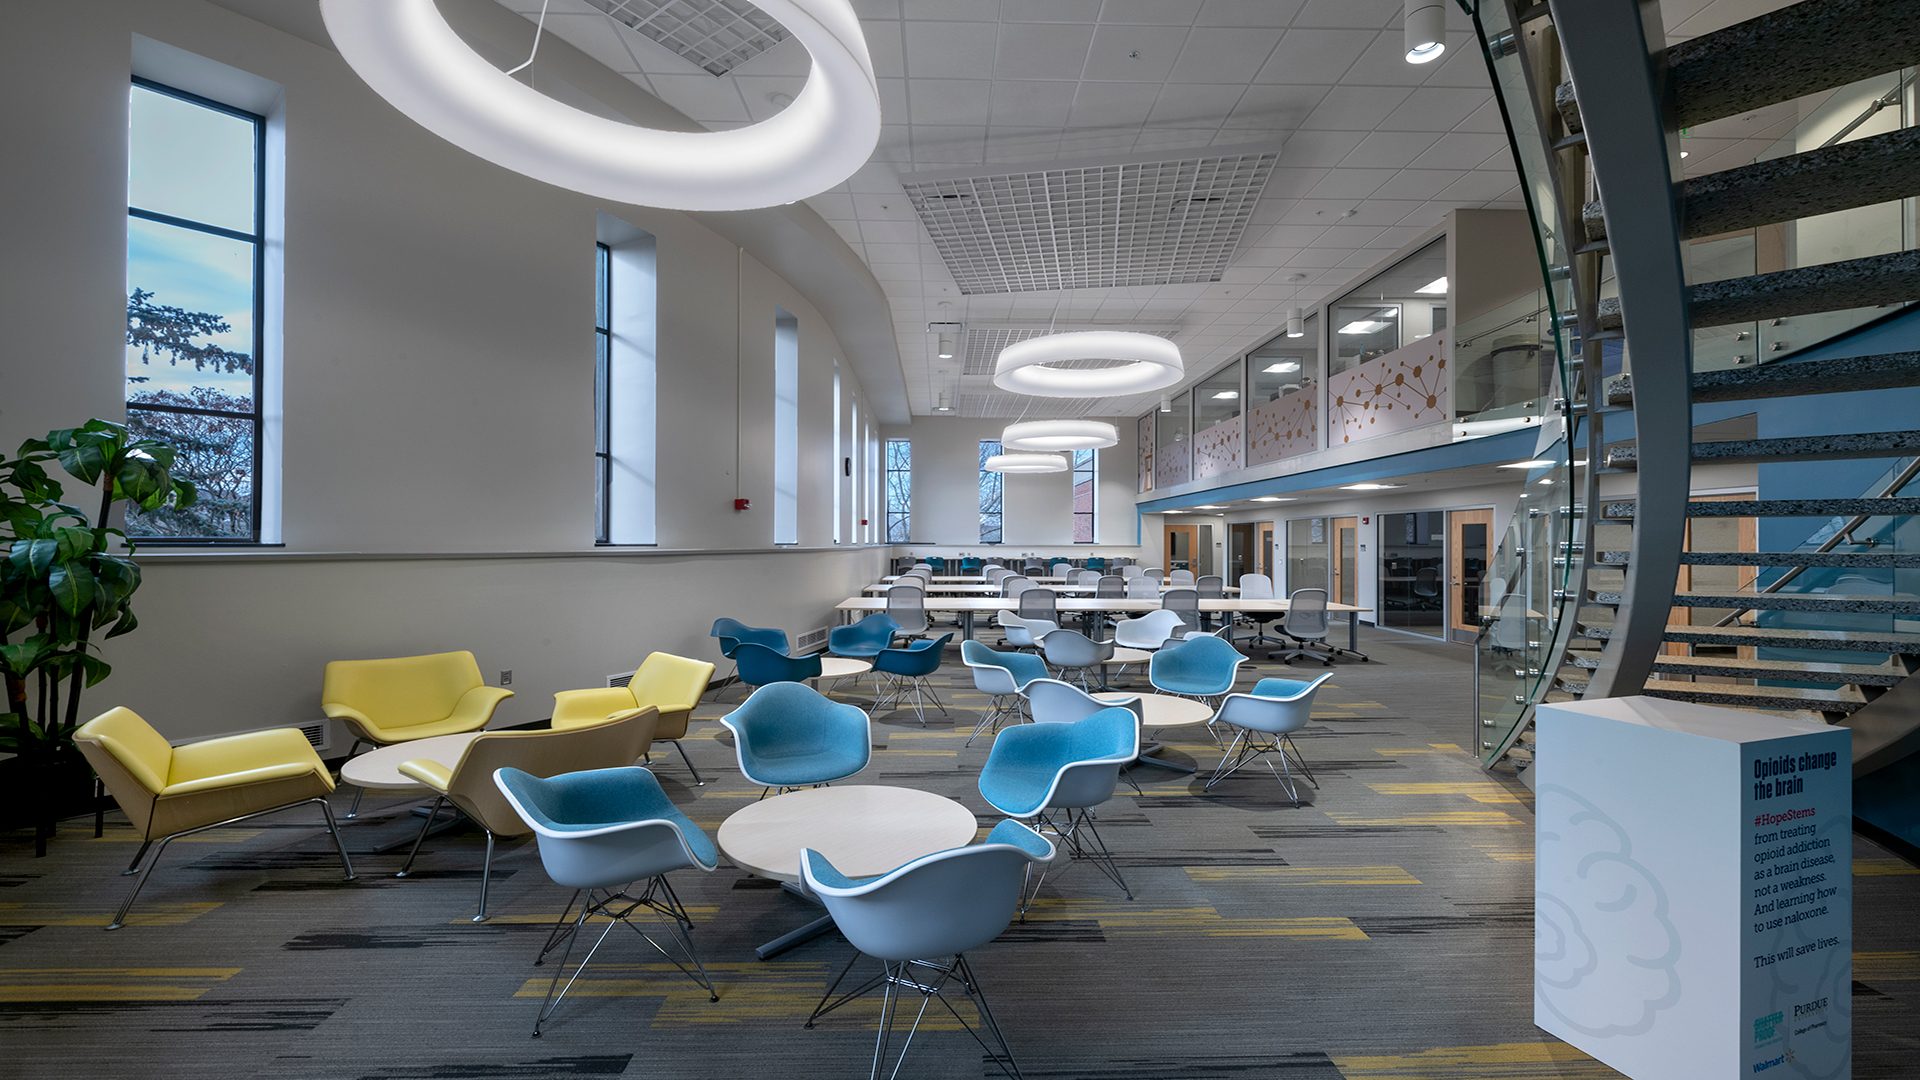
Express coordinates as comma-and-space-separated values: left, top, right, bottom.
859, 518, 869, 526
1363, 516, 1370, 524
734, 498, 751, 512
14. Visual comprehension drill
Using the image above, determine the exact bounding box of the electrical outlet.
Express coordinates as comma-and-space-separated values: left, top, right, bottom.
499, 669, 513, 686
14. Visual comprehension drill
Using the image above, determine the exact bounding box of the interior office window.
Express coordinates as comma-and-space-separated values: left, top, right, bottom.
885, 438, 911, 541
1193, 359, 1244, 478
1247, 317, 1321, 467
978, 440, 1003, 544
1154, 390, 1191, 487
1285, 517, 1329, 593
832, 362, 842, 544
598, 216, 657, 543
773, 309, 799, 544
1072, 449, 1096, 543
125, 79, 266, 541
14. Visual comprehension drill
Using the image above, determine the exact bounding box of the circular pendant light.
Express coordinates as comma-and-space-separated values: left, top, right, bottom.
984, 453, 1069, 474
1001, 420, 1119, 452
318, 0, 881, 212
992, 331, 1184, 397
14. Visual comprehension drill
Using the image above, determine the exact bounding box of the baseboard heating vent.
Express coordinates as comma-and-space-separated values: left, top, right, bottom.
795, 626, 831, 653
299, 721, 332, 754
609, 670, 636, 689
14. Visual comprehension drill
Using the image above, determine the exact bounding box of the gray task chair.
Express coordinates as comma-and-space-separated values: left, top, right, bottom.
887, 583, 931, 640
1161, 587, 1201, 634
1272, 588, 1336, 665
1234, 573, 1278, 646
1038, 628, 1115, 691
1204, 673, 1332, 804
1018, 586, 1059, 626
1050, 561, 1073, 578
1096, 575, 1126, 599
1124, 576, 1160, 599
1168, 569, 1196, 586
1119, 565, 1143, 580
1000, 575, 1034, 598
1195, 575, 1225, 632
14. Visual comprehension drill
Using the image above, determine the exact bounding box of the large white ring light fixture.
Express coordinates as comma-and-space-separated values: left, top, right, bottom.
993, 332, 1184, 397
984, 453, 1069, 474
1001, 420, 1119, 452
318, 0, 880, 212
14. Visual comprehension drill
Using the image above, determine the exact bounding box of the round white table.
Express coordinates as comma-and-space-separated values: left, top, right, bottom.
815, 656, 873, 682
340, 732, 485, 793
718, 785, 978, 959
1094, 691, 1213, 775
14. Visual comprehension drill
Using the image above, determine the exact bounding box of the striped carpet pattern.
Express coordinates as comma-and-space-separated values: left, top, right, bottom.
2, 630, 1916, 1078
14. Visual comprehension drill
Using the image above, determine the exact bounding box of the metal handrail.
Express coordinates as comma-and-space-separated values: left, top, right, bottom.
1710, 455, 1920, 627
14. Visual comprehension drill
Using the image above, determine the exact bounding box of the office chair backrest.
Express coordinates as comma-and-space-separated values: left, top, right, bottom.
1119, 565, 1143, 579
1018, 586, 1058, 622
1141, 567, 1163, 580
1125, 576, 1159, 599
886, 584, 929, 633
1238, 573, 1275, 599
1075, 569, 1101, 586
1285, 588, 1330, 638
1161, 587, 1201, 631
1413, 566, 1442, 598
1023, 562, 1046, 577
1493, 592, 1531, 651
1196, 575, 1224, 598
1168, 569, 1196, 586
1097, 574, 1125, 598
1001, 575, 1033, 598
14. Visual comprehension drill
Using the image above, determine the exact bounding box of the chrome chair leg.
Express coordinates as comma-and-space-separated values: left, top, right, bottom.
534, 889, 584, 965
472, 830, 497, 923
122, 840, 153, 876
340, 739, 368, 819
107, 797, 354, 931
394, 795, 447, 877
319, 798, 357, 881
109, 834, 176, 930
670, 740, 706, 786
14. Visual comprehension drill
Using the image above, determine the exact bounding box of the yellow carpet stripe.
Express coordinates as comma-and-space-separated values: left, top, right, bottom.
1367, 782, 1524, 805
0, 902, 222, 927
1333, 1040, 1611, 1077
1185, 865, 1421, 886
1327, 810, 1528, 828
0, 966, 241, 1003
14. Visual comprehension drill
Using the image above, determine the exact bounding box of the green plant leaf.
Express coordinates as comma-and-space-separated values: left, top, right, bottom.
0, 639, 53, 677
57, 440, 109, 486
78, 654, 112, 688
46, 564, 95, 616
52, 526, 97, 561
103, 607, 139, 639
171, 478, 199, 509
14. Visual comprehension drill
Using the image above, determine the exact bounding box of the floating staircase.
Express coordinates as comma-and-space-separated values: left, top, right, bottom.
1469, 0, 1920, 772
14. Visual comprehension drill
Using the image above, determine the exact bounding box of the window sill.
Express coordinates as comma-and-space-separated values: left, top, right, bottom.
132, 543, 893, 564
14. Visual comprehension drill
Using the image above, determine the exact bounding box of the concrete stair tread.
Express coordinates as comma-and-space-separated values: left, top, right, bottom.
1665, 0, 1920, 129
1565, 649, 1907, 685
1581, 622, 1920, 654
1601, 498, 1920, 520
1640, 679, 1868, 715
1675, 550, 1920, 568
1689, 351, 1920, 402
1594, 251, 1920, 331
1606, 431, 1920, 469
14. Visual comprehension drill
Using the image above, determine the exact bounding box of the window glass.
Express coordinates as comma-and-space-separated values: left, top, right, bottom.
1072, 449, 1096, 543
128, 84, 256, 234
773, 309, 799, 544
599, 224, 657, 544
978, 440, 1003, 543
1153, 391, 1191, 488
1328, 237, 1448, 375
1285, 517, 1328, 594
1247, 315, 1321, 466
885, 438, 911, 541
1193, 359, 1243, 478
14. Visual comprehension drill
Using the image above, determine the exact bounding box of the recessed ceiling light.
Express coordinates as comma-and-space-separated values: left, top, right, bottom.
1193, 504, 1228, 509
1211, 390, 1239, 400
1499, 459, 1557, 469
1416, 276, 1448, 295
1338, 319, 1389, 335
1680, 150, 1690, 159
1340, 482, 1402, 491
1262, 361, 1299, 374
1251, 496, 1295, 503
1538, 477, 1554, 485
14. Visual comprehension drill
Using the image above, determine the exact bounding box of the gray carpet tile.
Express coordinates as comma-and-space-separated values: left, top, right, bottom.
2, 628, 1916, 1079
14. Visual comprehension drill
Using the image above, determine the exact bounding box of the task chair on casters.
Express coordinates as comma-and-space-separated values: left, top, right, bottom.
75, 707, 354, 930
800, 820, 1054, 1080
886, 583, 932, 640
322, 650, 514, 819
551, 651, 715, 784
495, 765, 719, 1036
962, 640, 1049, 746
1271, 588, 1358, 665
1204, 674, 1332, 805
1234, 573, 1278, 646
978, 709, 1140, 910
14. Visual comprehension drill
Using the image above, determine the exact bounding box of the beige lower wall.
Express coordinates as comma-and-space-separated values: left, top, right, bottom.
99, 547, 890, 745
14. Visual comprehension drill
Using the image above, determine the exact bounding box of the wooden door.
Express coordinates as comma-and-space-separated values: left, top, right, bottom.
1164, 523, 1200, 572
1330, 516, 1359, 607
1668, 492, 1758, 667
1256, 523, 1274, 578
1448, 509, 1495, 639
1230, 523, 1255, 582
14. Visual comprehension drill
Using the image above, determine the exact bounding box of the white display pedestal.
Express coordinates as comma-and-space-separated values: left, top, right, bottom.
1534, 696, 1851, 1079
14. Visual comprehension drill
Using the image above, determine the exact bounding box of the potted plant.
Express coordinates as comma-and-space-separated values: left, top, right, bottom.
0, 419, 196, 855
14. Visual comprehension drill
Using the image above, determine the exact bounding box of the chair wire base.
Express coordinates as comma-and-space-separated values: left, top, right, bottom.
803, 952, 1023, 1080
110, 796, 355, 931
1026, 807, 1131, 911
871, 675, 949, 727
1203, 728, 1319, 805
964, 693, 1025, 747
530, 876, 717, 1037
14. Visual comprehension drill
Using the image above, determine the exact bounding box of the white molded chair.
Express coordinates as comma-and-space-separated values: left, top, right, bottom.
1113, 609, 1185, 651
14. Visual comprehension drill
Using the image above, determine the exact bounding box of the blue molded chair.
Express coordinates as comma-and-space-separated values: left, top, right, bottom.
872, 633, 954, 726
961, 641, 1048, 747
800, 819, 1054, 1080
711, 619, 790, 697
1148, 633, 1247, 704
732, 641, 823, 691
719, 682, 870, 794
978, 709, 1139, 907
493, 765, 719, 1036
1205, 673, 1333, 804
829, 614, 899, 696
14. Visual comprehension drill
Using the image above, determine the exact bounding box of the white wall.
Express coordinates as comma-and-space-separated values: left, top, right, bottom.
0, 0, 893, 740
878, 417, 1147, 560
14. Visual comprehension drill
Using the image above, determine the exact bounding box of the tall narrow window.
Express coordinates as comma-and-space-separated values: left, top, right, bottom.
885, 438, 911, 541
978, 440, 1003, 544
773, 309, 799, 545
598, 216, 657, 544
847, 395, 858, 545
1072, 448, 1097, 543
125, 79, 265, 541
832, 362, 842, 544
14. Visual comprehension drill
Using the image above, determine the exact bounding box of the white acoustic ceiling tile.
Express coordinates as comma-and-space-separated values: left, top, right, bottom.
988, 80, 1079, 126
1008, 0, 1106, 21
1132, 128, 1223, 152
828, 220, 864, 244
857, 219, 925, 244
583, 0, 787, 75
1393, 202, 1453, 229
1287, 248, 1356, 268
734, 75, 808, 120
1435, 170, 1518, 203
542, 13, 646, 73
852, 193, 919, 219
1225, 84, 1326, 128
1267, 129, 1364, 166
1233, 245, 1300, 267
1304, 168, 1395, 201
1405, 131, 1508, 170
729, 35, 810, 76
901, 149, 1278, 294
1167, 28, 1284, 84
1377, 88, 1493, 132
645, 73, 751, 122
1195, 0, 1304, 27
909, 79, 994, 125
807, 192, 858, 220
984, 128, 1066, 162
914, 125, 990, 164
1302, 85, 1415, 130
1257, 223, 1331, 246
994, 22, 1098, 79
904, 21, 999, 76
863, 242, 922, 264
864, 21, 907, 76
1252, 28, 1374, 84
1098, 0, 1204, 25
1419, 34, 1493, 87
1370, 168, 1463, 200
877, 78, 911, 120
905, 0, 998, 18
1084, 26, 1190, 81
1068, 81, 1165, 128
845, 162, 903, 193
1365, 224, 1434, 248
1455, 96, 1510, 133
1147, 83, 1249, 126
852, 0, 902, 15
1316, 224, 1384, 247
1339, 130, 1441, 169
1293, 0, 1400, 28
872, 123, 914, 161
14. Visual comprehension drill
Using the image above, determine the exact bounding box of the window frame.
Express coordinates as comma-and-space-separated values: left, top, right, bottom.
593, 241, 612, 544
1071, 447, 1097, 543
125, 76, 267, 545
978, 439, 1003, 544
885, 437, 912, 542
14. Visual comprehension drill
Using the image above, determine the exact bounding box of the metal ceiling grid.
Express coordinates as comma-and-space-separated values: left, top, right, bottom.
587, 0, 787, 76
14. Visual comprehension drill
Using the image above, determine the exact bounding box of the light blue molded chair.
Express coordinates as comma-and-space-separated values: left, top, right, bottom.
800, 819, 1054, 1080
1038, 628, 1115, 691
1204, 673, 1333, 804
732, 641, 823, 691
962, 641, 1048, 747
720, 682, 871, 794
978, 709, 1140, 907
872, 633, 954, 726
1148, 633, 1247, 704
493, 765, 719, 1036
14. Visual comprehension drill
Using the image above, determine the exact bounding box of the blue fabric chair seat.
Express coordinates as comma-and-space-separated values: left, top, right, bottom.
1252, 676, 1317, 698
721, 682, 871, 788
829, 614, 900, 659
977, 708, 1137, 817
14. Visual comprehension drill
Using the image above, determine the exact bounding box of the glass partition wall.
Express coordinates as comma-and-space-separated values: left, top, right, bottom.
1154, 390, 1191, 488
1247, 317, 1320, 467
1192, 360, 1243, 479
1378, 511, 1447, 637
